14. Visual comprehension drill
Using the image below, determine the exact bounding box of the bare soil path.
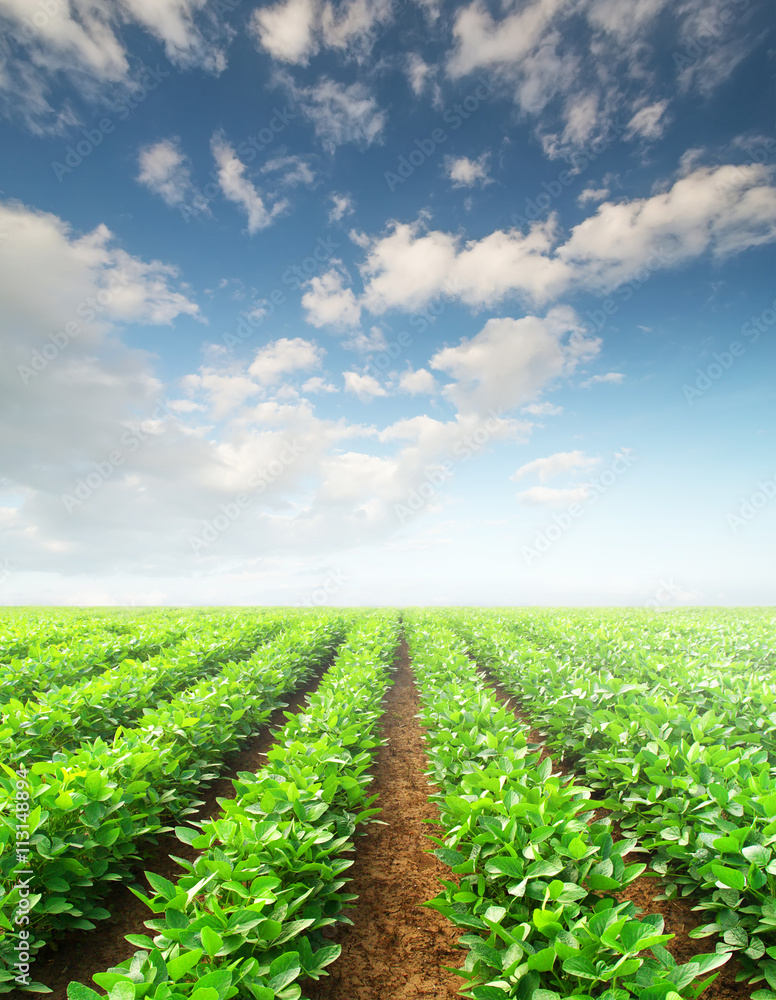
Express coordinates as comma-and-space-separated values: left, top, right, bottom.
305, 640, 463, 1000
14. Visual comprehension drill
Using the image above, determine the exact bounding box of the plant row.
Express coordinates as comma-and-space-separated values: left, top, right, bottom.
0, 616, 346, 987
405, 616, 729, 1000
457, 617, 776, 995
64, 614, 399, 1000
1, 614, 288, 762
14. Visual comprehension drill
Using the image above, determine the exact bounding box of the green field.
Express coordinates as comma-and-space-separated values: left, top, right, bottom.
1, 608, 773, 999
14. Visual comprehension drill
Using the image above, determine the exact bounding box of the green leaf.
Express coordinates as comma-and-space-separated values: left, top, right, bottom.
200, 926, 224, 958
267, 952, 301, 992
166, 949, 203, 981
68, 987, 102, 1000
710, 864, 746, 891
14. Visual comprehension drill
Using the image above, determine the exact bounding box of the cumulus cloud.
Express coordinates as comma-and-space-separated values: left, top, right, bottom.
302, 268, 362, 328
250, 0, 393, 64
521, 401, 563, 416
137, 138, 196, 207
580, 372, 625, 387
0, 0, 231, 130
328, 192, 354, 221
446, 153, 492, 187
324, 163, 776, 318
211, 133, 289, 233
624, 100, 670, 141
445, 0, 761, 157
343, 371, 388, 400
398, 368, 437, 395
248, 338, 324, 385
431, 308, 600, 416
277, 74, 386, 152
511, 450, 600, 482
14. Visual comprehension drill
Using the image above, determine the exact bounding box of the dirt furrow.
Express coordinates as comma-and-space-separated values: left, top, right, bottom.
305, 640, 463, 1000
30, 666, 327, 1000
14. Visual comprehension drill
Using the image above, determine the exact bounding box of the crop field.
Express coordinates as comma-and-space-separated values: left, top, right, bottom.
0, 608, 774, 1000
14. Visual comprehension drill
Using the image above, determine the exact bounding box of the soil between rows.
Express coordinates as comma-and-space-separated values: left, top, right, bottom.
305, 640, 463, 1000
28, 666, 326, 1000
479, 668, 750, 999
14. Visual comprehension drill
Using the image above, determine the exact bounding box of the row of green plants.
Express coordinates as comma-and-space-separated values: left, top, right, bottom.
0, 616, 194, 705
64, 613, 400, 1000
0, 617, 346, 986
486, 609, 775, 675
0, 610, 171, 663
483, 610, 775, 726
2, 614, 289, 761
456, 616, 776, 995
405, 616, 729, 1000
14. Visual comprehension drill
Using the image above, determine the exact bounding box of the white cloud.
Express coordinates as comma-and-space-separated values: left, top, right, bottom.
261, 154, 316, 187
406, 53, 432, 95
340, 164, 776, 316
343, 371, 388, 400
516, 485, 592, 506
444, 0, 760, 157
250, 0, 319, 63
511, 450, 600, 482
342, 326, 387, 353
328, 192, 354, 221
398, 368, 437, 395
431, 308, 600, 416
278, 75, 386, 152
578, 186, 611, 205
521, 401, 563, 415
302, 268, 362, 328
624, 100, 669, 141
302, 376, 338, 393
137, 138, 196, 207
446, 153, 491, 187
250, 0, 393, 64
0, 0, 230, 129
211, 133, 288, 233
580, 372, 625, 387
248, 338, 323, 385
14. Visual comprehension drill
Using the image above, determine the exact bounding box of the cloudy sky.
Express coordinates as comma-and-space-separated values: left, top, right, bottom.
0, 0, 774, 606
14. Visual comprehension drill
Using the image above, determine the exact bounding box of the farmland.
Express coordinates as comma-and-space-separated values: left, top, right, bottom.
0, 608, 773, 1000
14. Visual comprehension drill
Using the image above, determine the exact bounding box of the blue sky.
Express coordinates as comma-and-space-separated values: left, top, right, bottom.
0, 0, 774, 606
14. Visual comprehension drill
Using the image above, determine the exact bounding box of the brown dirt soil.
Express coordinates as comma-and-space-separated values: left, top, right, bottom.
480, 668, 751, 999
304, 640, 464, 1000
26, 668, 326, 1000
